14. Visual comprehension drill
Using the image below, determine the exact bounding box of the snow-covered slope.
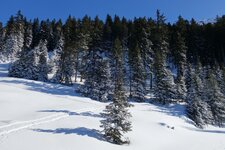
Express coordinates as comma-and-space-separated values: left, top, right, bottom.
0, 63, 224, 150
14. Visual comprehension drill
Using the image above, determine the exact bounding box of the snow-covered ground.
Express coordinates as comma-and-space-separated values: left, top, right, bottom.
0, 63, 224, 150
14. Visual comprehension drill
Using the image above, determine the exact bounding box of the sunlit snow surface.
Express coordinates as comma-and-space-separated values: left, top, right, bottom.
0, 63, 224, 150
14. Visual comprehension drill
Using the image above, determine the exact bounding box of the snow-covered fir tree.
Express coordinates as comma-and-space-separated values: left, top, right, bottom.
128, 43, 145, 102
52, 16, 77, 85
23, 20, 33, 49
100, 38, 132, 144
8, 19, 38, 80
93, 57, 112, 101
79, 17, 113, 101
154, 50, 176, 104
204, 67, 225, 127
49, 34, 64, 81
186, 66, 213, 128
3, 11, 25, 62
134, 18, 154, 92
215, 65, 225, 97
153, 10, 176, 104
37, 40, 48, 82
0, 22, 4, 56
80, 50, 112, 102
8, 48, 39, 80
173, 31, 187, 101
78, 15, 92, 82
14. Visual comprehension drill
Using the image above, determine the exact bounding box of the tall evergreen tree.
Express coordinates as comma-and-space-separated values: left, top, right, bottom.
53, 16, 77, 85
101, 38, 132, 145
173, 31, 187, 101
186, 66, 213, 128
4, 11, 25, 61
128, 42, 145, 102
79, 17, 112, 101
37, 40, 48, 81
204, 68, 225, 127
153, 10, 176, 104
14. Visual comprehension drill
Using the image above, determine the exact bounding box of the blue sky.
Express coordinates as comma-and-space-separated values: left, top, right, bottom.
0, 0, 225, 24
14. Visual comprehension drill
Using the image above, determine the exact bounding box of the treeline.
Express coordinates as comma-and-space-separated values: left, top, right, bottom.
0, 11, 225, 129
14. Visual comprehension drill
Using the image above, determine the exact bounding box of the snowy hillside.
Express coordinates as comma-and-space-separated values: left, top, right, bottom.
0, 63, 225, 150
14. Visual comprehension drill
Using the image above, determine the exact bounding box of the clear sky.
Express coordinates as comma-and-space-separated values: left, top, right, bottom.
0, 0, 225, 24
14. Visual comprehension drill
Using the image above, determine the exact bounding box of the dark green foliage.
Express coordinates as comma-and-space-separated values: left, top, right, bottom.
101, 38, 131, 145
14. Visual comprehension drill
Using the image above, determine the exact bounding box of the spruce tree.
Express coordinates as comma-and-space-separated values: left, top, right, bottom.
78, 15, 92, 82
8, 48, 39, 80
23, 20, 33, 49
186, 65, 213, 128
53, 16, 77, 85
37, 40, 48, 81
128, 43, 145, 102
8, 18, 38, 80
0, 22, 5, 61
50, 34, 64, 81
174, 31, 187, 101
79, 17, 112, 101
3, 12, 25, 61
153, 10, 176, 104
205, 68, 225, 127
101, 38, 132, 145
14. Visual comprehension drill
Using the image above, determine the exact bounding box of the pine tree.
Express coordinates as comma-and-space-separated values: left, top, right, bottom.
204, 68, 225, 127
48, 20, 64, 77
0, 22, 4, 51
3, 11, 25, 61
52, 16, 77, 85
133, 18, 153, 92
154, 50, 176, 104
93, 57, 112, 101
79, 17, 112, 101
174, 31, 187, 101
215, 66, 225, 97
31, 18, 40, 48
50, 34, 64, 81
186, 66, 213, 128
23, 20, 33, 49
8, 17, 38, 80
128, 43, 145, 102
80, 50, 112, 101
101, 38, 132, 145
37, 40, 48, 82
78, 15, 92, 82
8, 48, 39, 80
153, 10, 176, 104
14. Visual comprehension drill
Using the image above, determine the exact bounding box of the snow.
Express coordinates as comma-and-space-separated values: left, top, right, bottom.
0, 63, 225, 150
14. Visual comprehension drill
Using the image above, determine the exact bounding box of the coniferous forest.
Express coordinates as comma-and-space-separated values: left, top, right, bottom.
0, 10, 225, 143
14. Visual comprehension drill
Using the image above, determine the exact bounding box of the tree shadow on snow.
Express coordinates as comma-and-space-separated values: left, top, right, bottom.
0, 79, 82, 97
144, 102, 194, 125
184, 126, 225, 134
32, 127, 105, 141
38, 109, 102, 118
0, 63, 9, 77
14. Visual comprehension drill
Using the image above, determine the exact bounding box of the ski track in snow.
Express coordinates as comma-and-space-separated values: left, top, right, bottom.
0, 106, 103, 137
0, 63, 104, 139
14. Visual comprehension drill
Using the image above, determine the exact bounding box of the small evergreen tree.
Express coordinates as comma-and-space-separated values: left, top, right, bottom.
8, 48, 39, 80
